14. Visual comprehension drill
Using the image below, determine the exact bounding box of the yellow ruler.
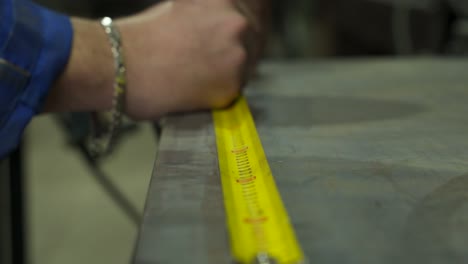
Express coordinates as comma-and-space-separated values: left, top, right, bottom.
213, 96, 306, 264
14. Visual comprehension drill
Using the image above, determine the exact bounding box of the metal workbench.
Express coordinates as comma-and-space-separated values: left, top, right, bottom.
134, 58, 468, 264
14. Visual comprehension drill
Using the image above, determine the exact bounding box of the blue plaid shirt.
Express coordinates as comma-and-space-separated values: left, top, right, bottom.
0, 0, 72, 157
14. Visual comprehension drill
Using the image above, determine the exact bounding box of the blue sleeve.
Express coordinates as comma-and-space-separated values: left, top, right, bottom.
0, 0, 73, 158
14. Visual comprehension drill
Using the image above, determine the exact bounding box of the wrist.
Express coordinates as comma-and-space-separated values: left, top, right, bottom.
115, 16, 169, 120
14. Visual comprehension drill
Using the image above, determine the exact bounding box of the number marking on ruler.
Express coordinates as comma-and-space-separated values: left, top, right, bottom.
213, 96, 306, 264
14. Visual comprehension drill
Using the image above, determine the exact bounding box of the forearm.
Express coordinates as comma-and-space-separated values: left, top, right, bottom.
44, 18, 114, 113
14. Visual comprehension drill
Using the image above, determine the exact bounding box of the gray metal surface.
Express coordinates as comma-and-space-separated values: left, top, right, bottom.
134, 114, 231, 264
135, 58, 468, 264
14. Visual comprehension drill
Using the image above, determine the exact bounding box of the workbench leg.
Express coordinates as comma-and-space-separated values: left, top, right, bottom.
0, 145, 27, 264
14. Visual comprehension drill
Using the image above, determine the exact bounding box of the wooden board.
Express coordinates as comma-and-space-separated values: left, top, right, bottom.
134, 58, 468, 264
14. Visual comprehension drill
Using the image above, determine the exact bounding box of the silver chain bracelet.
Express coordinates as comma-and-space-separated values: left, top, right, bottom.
87, 17, 127, 156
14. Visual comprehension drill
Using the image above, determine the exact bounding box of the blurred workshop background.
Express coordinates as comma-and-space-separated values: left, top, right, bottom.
19, 0, 468, 264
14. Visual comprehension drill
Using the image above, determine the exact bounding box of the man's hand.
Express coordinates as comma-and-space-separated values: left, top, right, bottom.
118, 1, 249, 120
46, 0, 254, 120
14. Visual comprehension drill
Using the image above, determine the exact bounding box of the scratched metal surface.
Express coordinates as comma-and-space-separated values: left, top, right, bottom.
134, 58, 468, 264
